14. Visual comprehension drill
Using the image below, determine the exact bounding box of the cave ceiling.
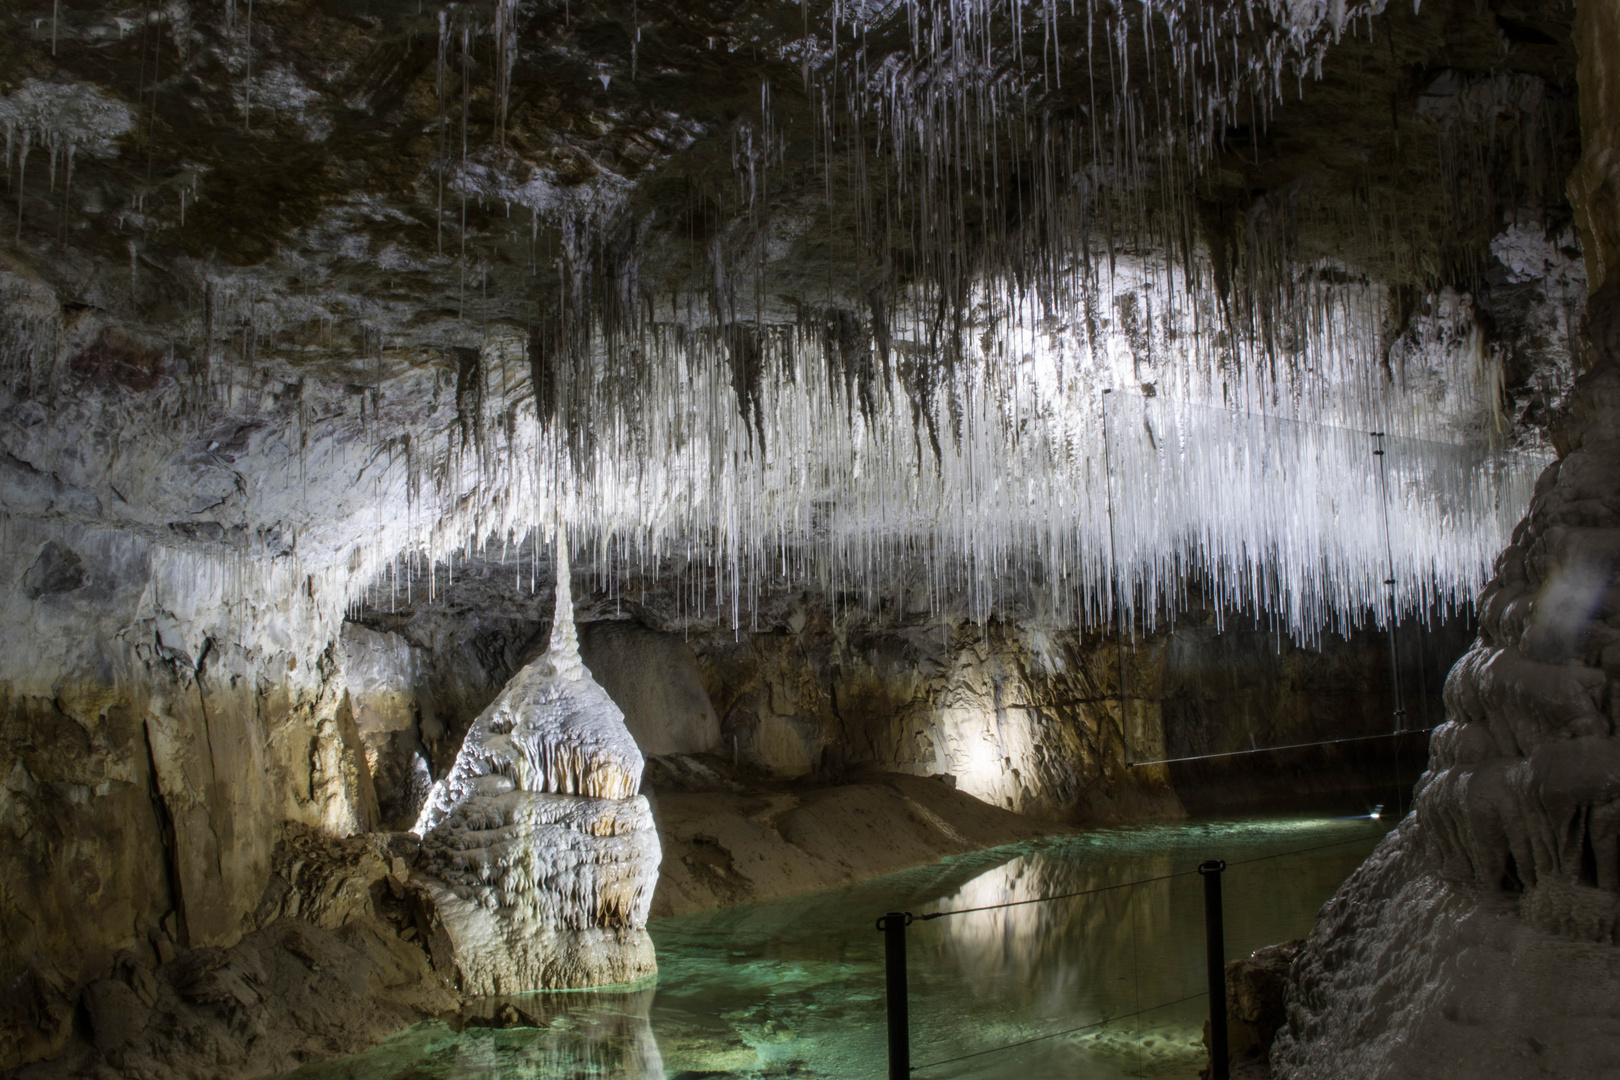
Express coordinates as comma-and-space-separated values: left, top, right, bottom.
0, 0, 1588, 631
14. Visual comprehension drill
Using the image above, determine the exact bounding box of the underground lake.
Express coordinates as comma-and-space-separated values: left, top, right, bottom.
273, 813, 1389, 1080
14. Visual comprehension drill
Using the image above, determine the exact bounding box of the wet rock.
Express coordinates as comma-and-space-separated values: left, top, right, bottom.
1278, 52, 1620, 1059
1273, 822, 1620, 1079
1413, 331, 1620, 939
14, 826, 461, 1080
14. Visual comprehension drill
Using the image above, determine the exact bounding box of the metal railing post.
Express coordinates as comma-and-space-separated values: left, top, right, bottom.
877, 911, 912, 1080
1199, 860, 1229, 1080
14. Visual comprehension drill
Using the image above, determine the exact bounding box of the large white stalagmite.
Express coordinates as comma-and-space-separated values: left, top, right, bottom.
412, 536, 660, 994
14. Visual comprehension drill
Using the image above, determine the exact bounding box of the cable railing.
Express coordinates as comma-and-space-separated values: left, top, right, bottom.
875, 829, 1391, 1080
1126, 727, 1437, 768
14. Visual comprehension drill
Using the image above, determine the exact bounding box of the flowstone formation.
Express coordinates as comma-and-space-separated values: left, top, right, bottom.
1420, 338, 1620, 937
411, 541, 659, 995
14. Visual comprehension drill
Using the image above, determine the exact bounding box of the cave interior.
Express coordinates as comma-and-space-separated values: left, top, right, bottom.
3, 0, 1620, 1077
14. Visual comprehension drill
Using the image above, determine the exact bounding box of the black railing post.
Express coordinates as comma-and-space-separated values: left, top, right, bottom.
877, 912, 912, 1080
1199, 860, 1229, 1080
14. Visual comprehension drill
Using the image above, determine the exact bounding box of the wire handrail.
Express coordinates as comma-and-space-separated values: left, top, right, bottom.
915, 869, 1194, 921
882, 828, 1394, 1078
1127, 726, 1436, 767
911, 828, 1389, 921
910, 991, 1210, 1073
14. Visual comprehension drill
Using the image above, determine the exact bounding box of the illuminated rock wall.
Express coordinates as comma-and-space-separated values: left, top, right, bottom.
0, 522, 374, 1070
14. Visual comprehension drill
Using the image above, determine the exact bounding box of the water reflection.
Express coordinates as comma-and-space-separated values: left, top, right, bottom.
276, 815, 1385, 1080
276, 988, 663, 1079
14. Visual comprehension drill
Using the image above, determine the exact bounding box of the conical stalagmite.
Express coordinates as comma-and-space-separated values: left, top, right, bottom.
413, 537, 659, 993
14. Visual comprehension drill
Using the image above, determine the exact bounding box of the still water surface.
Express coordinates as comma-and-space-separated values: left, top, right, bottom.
280, 814, 1387, 1080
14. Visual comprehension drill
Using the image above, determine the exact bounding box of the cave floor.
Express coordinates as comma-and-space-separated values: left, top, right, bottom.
274, 814, 1389, 1080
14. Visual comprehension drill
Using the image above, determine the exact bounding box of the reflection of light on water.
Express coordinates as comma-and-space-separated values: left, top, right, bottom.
910, 816, 1374, 1077
932, 856, 1080, 1007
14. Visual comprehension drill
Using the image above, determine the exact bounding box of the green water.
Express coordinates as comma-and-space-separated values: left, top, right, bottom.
279, 814, 1388, 1080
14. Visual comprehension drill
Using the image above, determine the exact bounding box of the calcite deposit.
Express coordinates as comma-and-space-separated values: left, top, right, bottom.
1273, 305, 1620, 1078
0, 0, 1612, 1075
412, 541, 659, 995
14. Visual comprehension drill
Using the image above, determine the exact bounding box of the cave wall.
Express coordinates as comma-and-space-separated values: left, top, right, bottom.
338, 565, 1470, 830
684, 605, 1464, 821
0, 0, 1597, 1073
684, 612, 1176, 820
0, 521, 374, 1069
1272, 346, 1620, 1073
1163, 608, 1474, 814
1569, 0, 1620, 300
346, 573, 1182, 821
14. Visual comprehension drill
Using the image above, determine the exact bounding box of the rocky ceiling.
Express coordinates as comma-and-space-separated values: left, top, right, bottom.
0, 0, 1589, 632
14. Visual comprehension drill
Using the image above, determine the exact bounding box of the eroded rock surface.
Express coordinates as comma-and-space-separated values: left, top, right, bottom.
15, 824, 461, 1080
1277, 347, 1620, 1075
1411, 312, 1620, 942
1277, 39, 1620, 1053
579, 620, 721, 758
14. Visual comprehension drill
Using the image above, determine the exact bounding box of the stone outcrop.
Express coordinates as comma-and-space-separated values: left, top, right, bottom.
1275, 314, 1620, 1075
1203, 941, 1302, 1079
15, 824, 461, 1080
342, 623, 436, 830
0, 522, 376, 1072
1274, 820, 1620, 1079
410, 541, 660, 995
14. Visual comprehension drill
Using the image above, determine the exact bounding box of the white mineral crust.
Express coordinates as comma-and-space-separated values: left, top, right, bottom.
412, 538, 659, 994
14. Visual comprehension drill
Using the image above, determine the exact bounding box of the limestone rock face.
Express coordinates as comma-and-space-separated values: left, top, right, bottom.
342, 624, 435, 830
1276, 357, 1620, 1076
579, 620, 722, 758
1278, 161, 1620, 1073
0, 520, 377, 1072
15, 825, 464, 1080
690, 614, 1179, 819
412, 543, 659, 995
1273, 822, 1620, 1080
